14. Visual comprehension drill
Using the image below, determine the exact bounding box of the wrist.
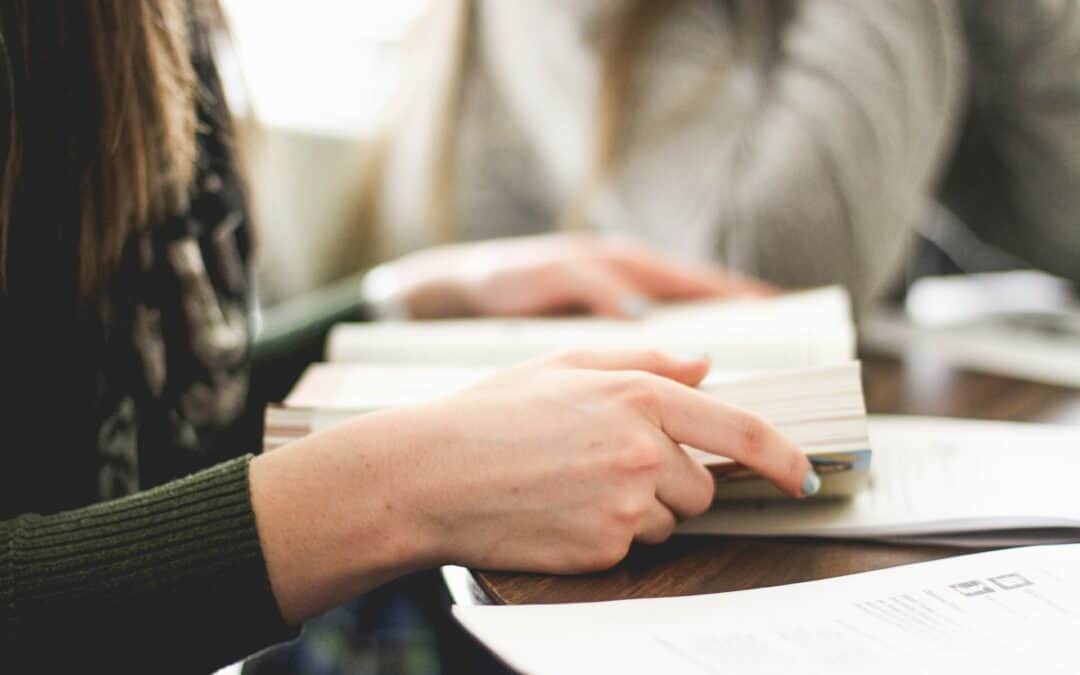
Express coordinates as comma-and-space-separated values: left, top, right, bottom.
249, 411, 442, 624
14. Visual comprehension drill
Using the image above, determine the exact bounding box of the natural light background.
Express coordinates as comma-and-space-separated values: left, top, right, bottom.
220, 1, 434, 301
222, 0, 431, 137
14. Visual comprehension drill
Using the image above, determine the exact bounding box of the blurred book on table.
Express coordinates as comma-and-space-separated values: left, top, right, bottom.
327, 286, 854, 369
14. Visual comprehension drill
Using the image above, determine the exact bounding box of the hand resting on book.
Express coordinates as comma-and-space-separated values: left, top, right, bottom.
364, 233, 776, 320
250, 350, 818, 624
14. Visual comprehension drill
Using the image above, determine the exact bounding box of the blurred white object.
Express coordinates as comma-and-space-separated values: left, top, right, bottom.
861, 270, 1080, 386
221, 0, 429, 137
221, 1, 434, 302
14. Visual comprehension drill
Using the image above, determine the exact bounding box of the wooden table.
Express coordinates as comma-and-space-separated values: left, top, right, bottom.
463, 353, 1080, 605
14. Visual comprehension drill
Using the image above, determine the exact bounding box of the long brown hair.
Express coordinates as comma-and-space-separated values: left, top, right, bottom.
0, 1, 207, 298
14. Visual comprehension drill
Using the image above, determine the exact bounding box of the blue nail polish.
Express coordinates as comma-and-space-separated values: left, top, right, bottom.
618, 294, 652, 318
801, 470, 821, 497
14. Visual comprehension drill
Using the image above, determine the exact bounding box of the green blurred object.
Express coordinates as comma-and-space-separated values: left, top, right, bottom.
251, 272, 370, 405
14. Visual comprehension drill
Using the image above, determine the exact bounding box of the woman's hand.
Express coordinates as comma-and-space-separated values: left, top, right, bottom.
251, 350, 816, 623
406, 350, 815, 573
368, 233, 776, 319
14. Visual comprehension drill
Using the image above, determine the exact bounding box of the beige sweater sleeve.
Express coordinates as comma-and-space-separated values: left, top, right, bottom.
721, 1, 966, 309
941, 0, 1080, 282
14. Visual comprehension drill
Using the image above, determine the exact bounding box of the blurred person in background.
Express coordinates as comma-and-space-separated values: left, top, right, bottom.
358, 0, 1080, 312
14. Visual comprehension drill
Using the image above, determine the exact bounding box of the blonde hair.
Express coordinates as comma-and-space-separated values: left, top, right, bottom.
0, 1, 209, 297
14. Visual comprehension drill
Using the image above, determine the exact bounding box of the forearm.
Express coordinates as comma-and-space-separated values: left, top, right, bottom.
0, 411, 444, 672
719, 0, 966, 308
0, 456, 296, 673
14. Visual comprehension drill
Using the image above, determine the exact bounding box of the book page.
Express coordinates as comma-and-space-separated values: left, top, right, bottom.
455, 544, 1080, 674
678, 415, 1080, 538
326, 286, 854, 368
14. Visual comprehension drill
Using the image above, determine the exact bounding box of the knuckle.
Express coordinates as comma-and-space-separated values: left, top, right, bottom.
731, 412, 768, 460
612, 373, 661, 411
639, 514, 677, 546
610, 495, 648, 525
598, 535, 633, 569
573, 533, 631, 572
686, 469, 716, 516
612, 432, 663, 472
658, 512, 677, 539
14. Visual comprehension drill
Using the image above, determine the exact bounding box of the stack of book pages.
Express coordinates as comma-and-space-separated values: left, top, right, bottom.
274, 285, 870, 500
270, 362, 871, 500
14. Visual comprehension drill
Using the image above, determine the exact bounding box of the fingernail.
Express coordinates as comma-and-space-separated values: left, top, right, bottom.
618, 294, 653, 318
801, 470, 821, 498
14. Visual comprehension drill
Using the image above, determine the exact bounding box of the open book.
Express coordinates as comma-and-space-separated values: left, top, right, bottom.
327, 286, 855, 368
455, 543, 1080, 675
269, 362, 870, 500
679, 415, 1080, 546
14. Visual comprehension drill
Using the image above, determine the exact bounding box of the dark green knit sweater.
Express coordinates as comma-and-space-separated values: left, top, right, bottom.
0, 456, 296, 673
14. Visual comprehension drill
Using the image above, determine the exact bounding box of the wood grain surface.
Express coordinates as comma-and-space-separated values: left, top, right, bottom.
471, 353, 1080, 605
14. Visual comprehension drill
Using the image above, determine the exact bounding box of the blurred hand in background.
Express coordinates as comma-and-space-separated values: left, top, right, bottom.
366, 233, 777, 320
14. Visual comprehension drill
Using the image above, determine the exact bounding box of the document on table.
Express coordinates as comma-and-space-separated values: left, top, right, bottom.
678, 415, 1080, 544
326, 286, 854, 369
455, 544, 1080, 675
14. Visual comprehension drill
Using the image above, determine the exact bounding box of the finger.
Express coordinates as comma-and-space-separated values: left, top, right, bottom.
564, 263, 646, 318
499, 261, 638, 318
604, 241, 778, 299
647, 376, 816, 498
648, 428, 716, 519
634, 501, 678, 545
548, 349, 710, 387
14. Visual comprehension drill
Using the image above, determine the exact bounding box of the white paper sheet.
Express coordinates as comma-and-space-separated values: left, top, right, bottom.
455, 544, 1080, 674
679, 415, 1080, 541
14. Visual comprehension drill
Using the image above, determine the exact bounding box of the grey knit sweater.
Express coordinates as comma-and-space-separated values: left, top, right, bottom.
377, 0, 1080, 309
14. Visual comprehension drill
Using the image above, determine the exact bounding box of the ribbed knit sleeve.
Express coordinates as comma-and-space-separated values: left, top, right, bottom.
0, 455, 298, 673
